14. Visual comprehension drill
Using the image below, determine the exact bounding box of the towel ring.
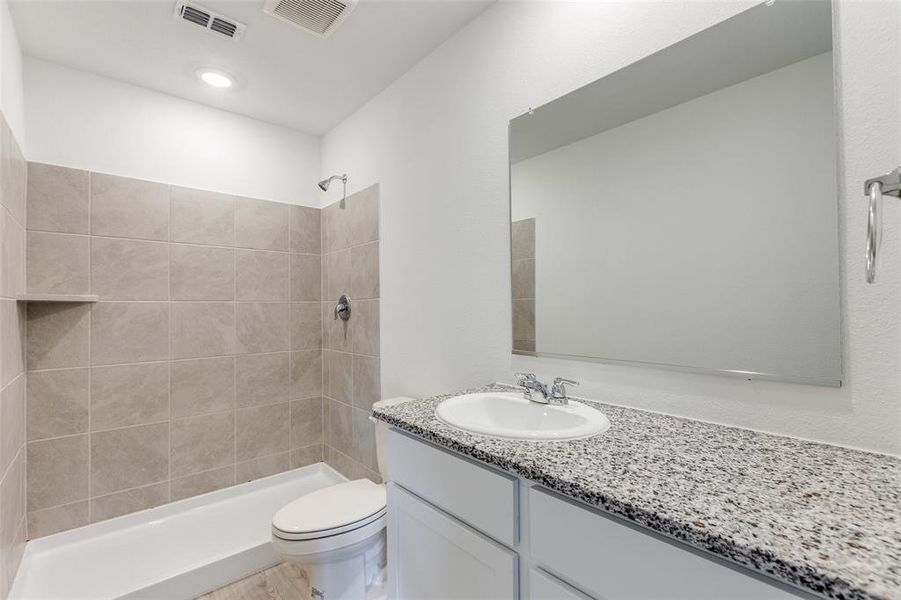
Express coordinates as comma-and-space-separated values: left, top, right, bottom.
864, 167, 901, 284
866, 182, 882, 283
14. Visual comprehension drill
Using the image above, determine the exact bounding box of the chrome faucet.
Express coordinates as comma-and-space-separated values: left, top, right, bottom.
515, 373, 579, 406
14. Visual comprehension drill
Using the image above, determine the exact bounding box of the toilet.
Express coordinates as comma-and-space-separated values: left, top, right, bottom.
271, 399, 403, 600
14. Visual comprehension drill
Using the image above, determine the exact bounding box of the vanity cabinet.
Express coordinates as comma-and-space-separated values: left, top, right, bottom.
386, 429, 813, 600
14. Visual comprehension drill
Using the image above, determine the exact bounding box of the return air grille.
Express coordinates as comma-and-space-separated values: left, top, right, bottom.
263, 0, 358, 38
174, 2, 246, 40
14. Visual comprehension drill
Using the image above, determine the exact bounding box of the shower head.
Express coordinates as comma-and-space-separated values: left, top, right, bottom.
318, 174, 347, 191
318, 174, 349, 208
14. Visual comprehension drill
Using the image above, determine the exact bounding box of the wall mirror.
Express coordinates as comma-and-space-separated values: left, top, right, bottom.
509, 0, 841, 386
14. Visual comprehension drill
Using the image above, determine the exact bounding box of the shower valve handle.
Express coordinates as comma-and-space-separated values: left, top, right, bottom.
334, 295, 351, 321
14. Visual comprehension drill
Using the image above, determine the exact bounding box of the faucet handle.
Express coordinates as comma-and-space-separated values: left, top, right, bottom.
551, 377, 579, 401
515, 372, 537, 383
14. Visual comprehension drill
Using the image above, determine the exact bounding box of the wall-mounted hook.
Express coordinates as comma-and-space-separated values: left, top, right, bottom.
864, 167, 901, 284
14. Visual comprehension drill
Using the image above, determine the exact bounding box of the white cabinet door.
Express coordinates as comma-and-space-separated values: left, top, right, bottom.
388, 483, 518, 600
529, 569, 592, 600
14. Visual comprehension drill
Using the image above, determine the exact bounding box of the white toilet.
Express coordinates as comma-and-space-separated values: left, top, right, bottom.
271, 401, 399, 600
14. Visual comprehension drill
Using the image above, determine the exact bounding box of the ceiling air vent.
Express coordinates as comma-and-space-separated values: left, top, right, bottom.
174, 2, 246, 41
263, 0, 358, 38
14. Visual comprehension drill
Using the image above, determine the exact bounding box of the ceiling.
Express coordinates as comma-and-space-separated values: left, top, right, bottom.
10, 0, 493, 135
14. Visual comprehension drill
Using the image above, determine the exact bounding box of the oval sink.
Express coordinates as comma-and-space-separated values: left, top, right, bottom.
435, 392, 609, 441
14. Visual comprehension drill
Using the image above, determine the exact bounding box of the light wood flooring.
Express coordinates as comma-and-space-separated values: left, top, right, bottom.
198, 563, 312, 600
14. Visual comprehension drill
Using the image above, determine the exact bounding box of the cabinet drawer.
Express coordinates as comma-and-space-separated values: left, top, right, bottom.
388, 483, 518, 600
388, 429, 517, 546
529, 569, 590, 600
529, 487, 802, 600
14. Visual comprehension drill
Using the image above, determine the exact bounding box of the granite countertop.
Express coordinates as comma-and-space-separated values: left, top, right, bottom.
372, 383, 901, 600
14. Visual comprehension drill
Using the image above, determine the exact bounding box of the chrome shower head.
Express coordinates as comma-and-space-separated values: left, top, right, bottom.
318, 174, 346, 191
318, 174, 348, 207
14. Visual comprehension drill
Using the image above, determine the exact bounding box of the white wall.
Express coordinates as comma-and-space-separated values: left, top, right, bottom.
322, 1, 901, 455
24, 57, 320, 206
0, 0, 24, 142
512, 53, 840, 383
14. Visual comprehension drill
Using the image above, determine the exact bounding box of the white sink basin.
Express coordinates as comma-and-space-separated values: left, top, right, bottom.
435, 392, 610, 441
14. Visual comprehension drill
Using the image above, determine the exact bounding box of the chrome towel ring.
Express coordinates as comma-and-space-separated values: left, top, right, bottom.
864, 167, 901, 284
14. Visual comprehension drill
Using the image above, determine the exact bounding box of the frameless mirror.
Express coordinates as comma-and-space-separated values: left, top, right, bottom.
509, 0, 841, 386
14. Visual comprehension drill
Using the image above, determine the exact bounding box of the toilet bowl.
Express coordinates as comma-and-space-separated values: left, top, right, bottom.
271, 398, 408, 600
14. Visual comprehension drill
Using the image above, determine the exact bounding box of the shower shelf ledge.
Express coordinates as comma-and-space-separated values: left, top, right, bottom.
16, 293, 99, 303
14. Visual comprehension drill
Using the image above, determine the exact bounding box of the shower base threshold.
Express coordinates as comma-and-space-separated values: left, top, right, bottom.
10, 463, 346, 599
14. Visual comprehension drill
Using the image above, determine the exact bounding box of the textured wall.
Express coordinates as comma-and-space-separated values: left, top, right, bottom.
0, 112, 27, 597
24, 164, 326, 537
321, 0, 901, 455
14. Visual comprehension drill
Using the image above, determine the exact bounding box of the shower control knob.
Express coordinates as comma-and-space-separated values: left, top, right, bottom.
334, 295, 351, 321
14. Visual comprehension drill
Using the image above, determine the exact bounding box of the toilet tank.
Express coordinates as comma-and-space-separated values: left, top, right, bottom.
371, 397, 416, 482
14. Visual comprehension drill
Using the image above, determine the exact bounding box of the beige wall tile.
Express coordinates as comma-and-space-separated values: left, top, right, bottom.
321, 202, 350, 253
352, 355, 381, 411
0, 451, 25, 544
26, 368, 88, 441
291, 302, 322, 351
91, 423, 168, 496
236, 402, 290, 461
290, 349, 322, 399
289, 205, 320, 254
324, 250, 350, 300
171, 357, 235, 418
352, 408, 377, 471
290, 396, 322, 448
26, 163, 89, 234
90, 173, 169, 241
236, 452, 291, 484
27, 500, 88, 539
91, 302, 169, 365
292, 444, 322, 469
171, 412, 235, 478
0, 208, 25, 297
170, 187, 235, 246
235, 250, 288, 301
512, 298, 535, 341
26, 302, 89, 371
90, 482, 169, 523
512, 258, 535, 300
1, 375, 25, 474
348, 185, 379, 247
327, 398, 352, 456
171, 302, 235, 359
170, 245, 235, 301
290, 254, 321, 301
236, 352, 289, 408
236, 198, 288, 251
511, 218, 536, 261
350, 242, 379, 299
353, 299, 379, 356
3, 128, 27, 226
513, 339, 536, 353
1, 301, 25, 385
2, 517, 26, 594
326, 448, 380, 484
170, 466, 234, 502
326, 350, 352, 404
322, 301, 353, 352
26, 232, 90, 294
236, 302, 289, 354
91, 362, 169, 431
27, 434, 88, 511
91, 238, 169, 300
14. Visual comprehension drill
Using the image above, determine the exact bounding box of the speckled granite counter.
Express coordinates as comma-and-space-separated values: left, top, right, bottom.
372, 383, 901, 600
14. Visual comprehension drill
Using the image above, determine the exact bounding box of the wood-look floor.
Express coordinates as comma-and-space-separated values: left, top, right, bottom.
198, 563, 312, 600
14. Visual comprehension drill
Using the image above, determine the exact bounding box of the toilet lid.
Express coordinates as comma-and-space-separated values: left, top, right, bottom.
273, 479, 386, 536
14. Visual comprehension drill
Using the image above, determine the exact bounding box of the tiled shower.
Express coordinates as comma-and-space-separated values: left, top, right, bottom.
21, 163, 380, 539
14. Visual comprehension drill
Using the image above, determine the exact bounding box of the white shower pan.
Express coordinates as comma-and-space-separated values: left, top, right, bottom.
11, 463, 346, 600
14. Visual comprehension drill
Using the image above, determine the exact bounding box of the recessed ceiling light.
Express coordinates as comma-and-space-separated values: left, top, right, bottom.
197, 69, 233, 89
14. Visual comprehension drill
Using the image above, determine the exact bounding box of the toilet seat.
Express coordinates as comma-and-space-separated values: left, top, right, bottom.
272, 479, 387, 542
